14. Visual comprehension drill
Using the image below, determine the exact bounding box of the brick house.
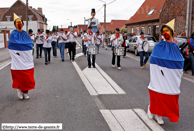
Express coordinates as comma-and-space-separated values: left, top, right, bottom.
77, 25, 87, 35
159, 0, 194, 39
99, 20, 127, 34
125, 0, 166, 40
0, 0, 47, 34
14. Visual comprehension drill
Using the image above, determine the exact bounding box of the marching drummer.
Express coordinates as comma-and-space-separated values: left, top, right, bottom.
135, 32, 149, 69
110, 28, 124, 70
84, 26, 96, 68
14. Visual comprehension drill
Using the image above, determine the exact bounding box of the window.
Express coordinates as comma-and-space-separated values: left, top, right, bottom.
156, 26, 159, 34
148, 27, 151, 34
129, 38, 133, 42
6, 16, 11, 21
28, 15, 33, 21
133, 37, 137, 42
142, 27, 145, 33
136, 28, 139, 35
159, 9, 162, 14
131, 28, 133, 33
146, 37, 156, 42
147, 9, 155, 16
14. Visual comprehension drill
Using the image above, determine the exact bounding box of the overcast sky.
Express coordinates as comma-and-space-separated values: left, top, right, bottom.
1, 0, 145, 29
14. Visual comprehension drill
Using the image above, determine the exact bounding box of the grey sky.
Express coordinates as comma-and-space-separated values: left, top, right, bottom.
1, 0, 145, 29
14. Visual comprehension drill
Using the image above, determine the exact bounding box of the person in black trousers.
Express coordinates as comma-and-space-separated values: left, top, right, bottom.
122, 33, 127, 58
66, 27, 78, 62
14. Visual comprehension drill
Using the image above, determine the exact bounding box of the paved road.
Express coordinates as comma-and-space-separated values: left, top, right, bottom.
0, 38, 193, 131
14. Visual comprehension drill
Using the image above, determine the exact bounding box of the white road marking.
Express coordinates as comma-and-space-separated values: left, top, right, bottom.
96, 64, 126, 94
134, 109, 165, 131
100, 110, 124, 131
72, 61, 98, 96
111, 109, 150, 131
83, 67, 117, 95
0, 59, 11, 70
76, 40, 82, 48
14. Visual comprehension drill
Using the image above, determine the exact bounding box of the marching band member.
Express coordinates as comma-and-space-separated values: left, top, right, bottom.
86, 8, 99, 33
8, 13, 35, 100
51, 30, 58, 57
35, 29, 44, 58
43, 30, 52, 65
135, 32, 149, 69
28, 29, 34, 55
84, 26, 96, 68
122, 33, 127, 58
81, 32, 84, 53
65, 31, 69, 54
95, 31, 102, 54
57, 29, 67, 62
83, 30, 87, 56
66, 26, 77, 62
110, 28, 124, 70
147, 19, 184, 124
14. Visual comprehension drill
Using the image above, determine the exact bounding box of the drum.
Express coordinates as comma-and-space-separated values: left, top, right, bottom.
114, 47, 124, 56
88, 45, 97, 55
143, 41, 155, 53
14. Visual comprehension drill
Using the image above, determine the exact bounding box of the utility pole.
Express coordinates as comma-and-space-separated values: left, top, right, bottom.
84, 17, 86, 30
104, 4, 106, 33
26, 0, 28, 32
61, 25, 62, 29
186, 0, 192, 38
71, 22, 72, 27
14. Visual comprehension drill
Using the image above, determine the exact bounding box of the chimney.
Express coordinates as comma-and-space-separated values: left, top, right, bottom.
37, 7, 42, 14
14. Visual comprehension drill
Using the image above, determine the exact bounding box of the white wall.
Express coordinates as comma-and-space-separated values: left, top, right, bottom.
0, 21, 39, 34
0, 33, 4, 48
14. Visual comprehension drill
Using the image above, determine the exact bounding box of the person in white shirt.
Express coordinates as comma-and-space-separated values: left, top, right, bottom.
35, 29, 44, 58
135, 32, 149, 69
51, 30, 58, 57
110, 28, 124, 70
28, 29, 34, 55
83, 30, 87, 56
43, 30, 52, 65
86, 8, 99, 34
64, 31, 69, 54
57, 29, 67, 62
81, 32, 84, 53
66, 27, 77, 62
95, 31, 102, 54
84, 26, 96, 68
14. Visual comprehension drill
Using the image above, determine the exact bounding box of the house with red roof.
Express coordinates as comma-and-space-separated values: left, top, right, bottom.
125, 0, 166, 40
77, 25, 88, 35
99, 20, 127, 34
0, 0, 47, 33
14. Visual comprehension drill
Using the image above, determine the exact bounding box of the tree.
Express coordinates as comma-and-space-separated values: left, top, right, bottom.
120, 27, 127, 34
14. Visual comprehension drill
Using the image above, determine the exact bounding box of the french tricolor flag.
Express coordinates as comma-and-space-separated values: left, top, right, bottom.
148, 40, 184, 122
8, 30, 35, 92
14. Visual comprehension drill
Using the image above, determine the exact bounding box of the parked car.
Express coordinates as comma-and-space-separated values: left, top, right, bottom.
126, 35, 157, 56
175, 37, 190, 68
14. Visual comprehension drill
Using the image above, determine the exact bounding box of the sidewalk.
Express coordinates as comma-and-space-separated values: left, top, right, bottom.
0, 48, 10, 63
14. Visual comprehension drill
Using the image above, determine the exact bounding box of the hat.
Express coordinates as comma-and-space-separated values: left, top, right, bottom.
60, 29, 64, 31
14, 13, 20, 22
38, 29, 41, 32
91, 8, 95, 13
88, 26, 92, 29
115, 28, 120, 31
83, 30, 86, 33
29, 29, 33, 33
46, 30, 50, 33
96, 31, 99, 34
140, 32, 144, 35
161, 19, 175, 36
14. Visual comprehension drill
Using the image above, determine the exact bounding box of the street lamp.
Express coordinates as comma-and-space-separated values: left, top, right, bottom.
99, 0, 116, 33
67, 19, 72, 27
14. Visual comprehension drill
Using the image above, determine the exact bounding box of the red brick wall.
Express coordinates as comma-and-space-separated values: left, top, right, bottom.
1, 0, 37, 21
159, 0, 187, 39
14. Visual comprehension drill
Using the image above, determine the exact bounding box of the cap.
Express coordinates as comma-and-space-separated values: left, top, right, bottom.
29, 29, 33, 33
88, 26, 92, 29
46, 30, 50, 33
60, 29, 64, 31
161, 19, 175, 36
96, 31, 99, 34
83, 30, 86, 33
140, 32, 144, 35
91, 8, 95, 13
115, 28, 120, 31
38, 29, 41, 32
